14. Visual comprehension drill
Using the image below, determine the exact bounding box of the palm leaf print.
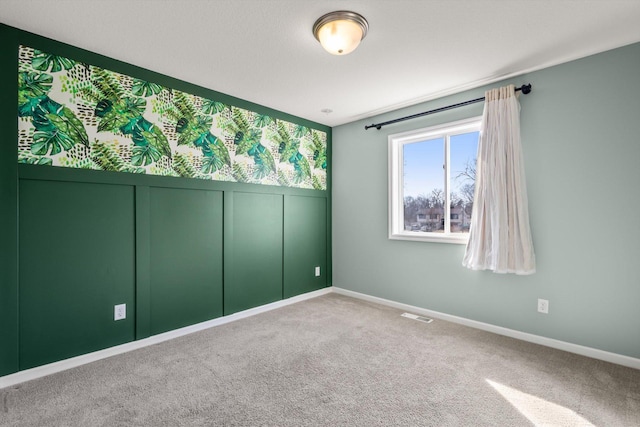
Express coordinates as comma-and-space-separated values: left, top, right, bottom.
272, 121, 311, 182
172, 92, 231, 173
254, 113, 274, 128
310, 131, 327, 170
17, 45, 328, 189
88, 68, 171, 161
19, 72, 88, 156
200, 98, 229, 115
131, 78, 163, 97
31, 49, 76, 73
18, 72, 53, 104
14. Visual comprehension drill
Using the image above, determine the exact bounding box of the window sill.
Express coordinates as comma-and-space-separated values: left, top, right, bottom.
389, 232, 469, 245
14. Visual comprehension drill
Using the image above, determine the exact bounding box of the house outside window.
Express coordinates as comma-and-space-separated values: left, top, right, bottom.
388, 117, 480, 244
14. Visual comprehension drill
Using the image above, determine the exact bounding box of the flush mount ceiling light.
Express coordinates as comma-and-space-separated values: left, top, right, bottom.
312, 10, 369, 55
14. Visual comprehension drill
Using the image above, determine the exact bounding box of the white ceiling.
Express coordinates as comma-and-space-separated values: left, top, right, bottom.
2, 0, 640, 127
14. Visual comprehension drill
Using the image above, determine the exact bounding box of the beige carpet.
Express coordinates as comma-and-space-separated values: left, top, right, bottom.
1, 293, 639, 426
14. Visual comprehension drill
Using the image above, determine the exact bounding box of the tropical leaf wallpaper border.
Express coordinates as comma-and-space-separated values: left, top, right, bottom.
17, 45, 328, 190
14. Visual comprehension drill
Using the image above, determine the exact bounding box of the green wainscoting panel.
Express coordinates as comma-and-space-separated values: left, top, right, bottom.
18, 180, 135, 370
284, 195, 328, 298
149, 187, 223, 335
0, 25, 18, 376
225, 192, 284, 315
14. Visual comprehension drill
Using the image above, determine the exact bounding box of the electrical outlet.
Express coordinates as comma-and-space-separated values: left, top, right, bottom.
315, 266, 321, 277
537, 299, 549, 314
114, 303, 126, 321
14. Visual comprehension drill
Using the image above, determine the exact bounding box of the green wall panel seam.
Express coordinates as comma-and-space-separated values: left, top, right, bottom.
223, 191, 234, 316
135, 185, 151, 339
282, 195, 287, 300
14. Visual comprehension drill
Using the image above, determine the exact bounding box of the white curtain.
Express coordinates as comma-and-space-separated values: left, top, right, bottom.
462, 84, 535, 275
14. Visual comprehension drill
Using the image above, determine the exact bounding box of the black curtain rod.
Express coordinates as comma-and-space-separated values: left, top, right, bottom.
364, 84, 532, 130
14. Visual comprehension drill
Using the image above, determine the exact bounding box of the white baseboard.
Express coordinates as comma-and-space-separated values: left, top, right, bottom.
0, 287, 332, 389
332, 286, 640, 370
3, 284, 637, 389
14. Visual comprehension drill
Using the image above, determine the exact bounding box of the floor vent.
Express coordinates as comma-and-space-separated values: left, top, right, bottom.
401, 312, 433, 323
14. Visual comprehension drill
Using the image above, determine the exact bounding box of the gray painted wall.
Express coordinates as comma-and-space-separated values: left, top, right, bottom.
332, 42, 640, 359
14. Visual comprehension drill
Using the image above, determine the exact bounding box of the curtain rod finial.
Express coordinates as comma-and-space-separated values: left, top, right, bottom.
521, 84, 532, 94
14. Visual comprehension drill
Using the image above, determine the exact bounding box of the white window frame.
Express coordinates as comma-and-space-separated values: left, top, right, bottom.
388, 116, 481, 244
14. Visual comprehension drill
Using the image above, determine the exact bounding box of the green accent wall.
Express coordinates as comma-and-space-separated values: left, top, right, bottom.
332, 42, 640, 359
19, 180, 136, 369
0, 24, 331, 376
0, 25, 19, 376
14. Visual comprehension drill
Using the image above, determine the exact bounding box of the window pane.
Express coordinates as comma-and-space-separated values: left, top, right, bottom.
450, 132, 479, 233
389, 116, 480, 244
403, 138, 444, 233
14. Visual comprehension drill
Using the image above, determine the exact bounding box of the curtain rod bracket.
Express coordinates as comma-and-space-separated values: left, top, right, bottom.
365, 83, 533, 130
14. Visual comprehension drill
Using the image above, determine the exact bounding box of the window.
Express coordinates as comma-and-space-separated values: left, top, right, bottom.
388, 117, 480, 244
